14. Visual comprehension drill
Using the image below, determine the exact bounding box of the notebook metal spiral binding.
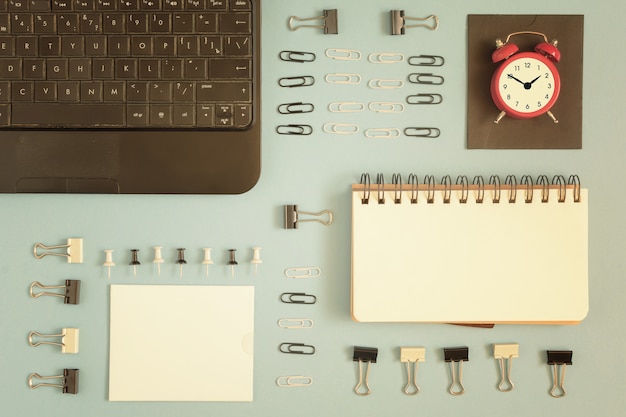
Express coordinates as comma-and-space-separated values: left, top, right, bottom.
357, 174, 582, 205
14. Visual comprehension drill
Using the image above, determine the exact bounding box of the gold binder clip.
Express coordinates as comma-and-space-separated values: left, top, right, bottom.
444, 347, 468, 396
29, 328, 79, 354
547, 350, 572, 398
494, 343, 519, 392
29, 280, 81, 305
283, 205, 333, 229
353, 346, 378, 396
400, 347, 426, 395
33, 238, 83, 263
28, 369, 79, 394
288, 9, 338, 34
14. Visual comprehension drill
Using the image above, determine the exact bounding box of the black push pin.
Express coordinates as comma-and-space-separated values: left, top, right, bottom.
227, 249, 238, 278
129, 249, 140, 277
176, 248, 187, 278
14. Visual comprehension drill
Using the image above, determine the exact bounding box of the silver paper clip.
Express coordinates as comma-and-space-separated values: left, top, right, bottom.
30, 280, 81, 305
284, 205, 333, 229
323, 123, 360, 135
325, 48, 361, 60
276, 124, 313, 135
408, 73, 444, 85
408, 55, 445, 67
33, 238, 83, 263
278, 75, 315, 88
29, 328, 79, 354
406, 93, 442, 105
278, 318, 314, 329
285, 266, 321, 278
353, 346, 378, 396
494, 343, 519, 392
28, 369, 79, 394
404, 127, 440, 138
368, 52, 405, 64
280, 292, 317, 304
276, 375, 314, 387
401, 347, 426, 395
288, 9, 338, 34
391, 10, 439, 35
444, 347, 468, 396
547, 350, 572, 398
278, 102, 315, 114
279, 50, 316, 63
279, 342, 316, 355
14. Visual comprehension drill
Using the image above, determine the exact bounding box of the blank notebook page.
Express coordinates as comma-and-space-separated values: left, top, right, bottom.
351, 187, 588, 324
109, 285, 254, 402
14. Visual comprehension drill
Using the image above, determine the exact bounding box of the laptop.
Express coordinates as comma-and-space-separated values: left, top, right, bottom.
0, 0, 261, 194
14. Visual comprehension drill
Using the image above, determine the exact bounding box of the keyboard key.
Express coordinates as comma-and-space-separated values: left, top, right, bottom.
93, 57, 114, 78
173, 104, 194, 126
85, 35, 107, 56
103, 80, 125, 100
0, 104, 9, 125
31, 0, 53, 11
0, 81, 10, 101
173, 81, 193, 101
127, 104, 148, 125
138, 58, 159, 78
34, 14, 57, 34
196, 80, 250, 102
0, 58, 22, 79
219, 12, 250, 33
12, 102, 126, 126
23, 58, 46, 79
13, 14, 34, 34
234, 103, 250, 127
127, 81, 148, 101
184, 58, 206, 78
81, 80, 103, 100
69, 57, 91, 78
16, 36, 38, 56
103, 13, 125, 33
150, 103, 171, 125
209, 58, 250, 79
58, 80, 80, 101
173, 13, 193, 32
115, 58, 137, 78
58, 13, 80, 34
149, 80, 171, 101
196, 103, 213, 126
61, 35, 85, 56
34, 81, 57, 101
47, 58, 69, 79
12, 81, 34, 101
0, 36, 15, 56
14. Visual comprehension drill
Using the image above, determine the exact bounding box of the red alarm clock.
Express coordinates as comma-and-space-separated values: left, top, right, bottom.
490, 31, 561, 124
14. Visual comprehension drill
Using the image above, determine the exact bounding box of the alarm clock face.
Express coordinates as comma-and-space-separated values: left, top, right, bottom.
491, 51, 561, 119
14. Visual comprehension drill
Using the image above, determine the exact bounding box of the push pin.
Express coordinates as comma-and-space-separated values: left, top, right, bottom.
227, 249, 238, 277
103, 250, 115, 279
390, 10, 438, 35
288, 9, 338, 34
153, 246, 164, 276
30, 280, 80, 305
202, 248, 214, 277
547, 350, 573, 398
176, 248, 187, 278
444, 347, 469, 396
129, 249, 140, 277
251, 247, 262, 274
28, 369, 79, 394
283, 205, 333, 229
33, 238, 83, 263
29, 328, 79, 354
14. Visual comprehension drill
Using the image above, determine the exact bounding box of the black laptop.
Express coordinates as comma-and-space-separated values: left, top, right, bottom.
0, 0, 261, 194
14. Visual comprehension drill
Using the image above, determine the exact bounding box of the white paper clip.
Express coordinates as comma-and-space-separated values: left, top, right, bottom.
368, 79, 404, 89
284, 205, 333, 229
323, 123, 360, 135
285, 266, 322, 278
29, 329, 79, 354
391, 10, 439, 35
328, 102, 365, 113
28, 369, 79, 394
494, 343, 519, 392
365, 128, 402, 139
33, 238, 83, 263
325, 73, 361, 85
288, 9, 338, 34
401, 347, 426, 395
368, 52, 405, 64
276, 375, 314, 387
325, 48, 361, 60
30, 280, 80, 305
278, 318, 315, 329
368, 102, 405, 113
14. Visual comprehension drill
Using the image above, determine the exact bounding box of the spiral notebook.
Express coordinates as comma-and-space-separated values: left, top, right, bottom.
351, 174, 588, 324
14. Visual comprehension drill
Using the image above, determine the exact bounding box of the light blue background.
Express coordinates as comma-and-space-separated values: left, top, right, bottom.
1, 0, 624, 415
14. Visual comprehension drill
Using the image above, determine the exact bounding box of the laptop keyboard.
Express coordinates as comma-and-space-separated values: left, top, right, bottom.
0, 0, 254, 128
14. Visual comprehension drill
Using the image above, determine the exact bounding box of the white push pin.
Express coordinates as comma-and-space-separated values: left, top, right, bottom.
251, 247, 262, 274
202, 248, 214, 277
153, 246, 164, 276
103, 250, 115, 279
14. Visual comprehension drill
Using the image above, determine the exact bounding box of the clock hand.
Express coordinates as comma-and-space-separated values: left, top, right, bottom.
529, 75, 541, 84
507, 74, 525, 85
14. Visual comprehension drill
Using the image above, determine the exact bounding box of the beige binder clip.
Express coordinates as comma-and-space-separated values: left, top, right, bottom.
284, 205, 333, 229
494, 343, 519, 392
33, 238, 83, 263
29, 328, 79, 354
400, 347, 426, 395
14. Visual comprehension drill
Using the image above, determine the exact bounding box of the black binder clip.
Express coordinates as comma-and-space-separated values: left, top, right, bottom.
288, 9, 338, 34
444, 347, 469, 396
390, 10, 438, 35
353, 346, 378, 396
29, 280, 80, 305
28, 369, 79, 394
283, 205, 333, 229
547, 350, 573, 398
33, 238, 83, 263
279, 343, 316, 355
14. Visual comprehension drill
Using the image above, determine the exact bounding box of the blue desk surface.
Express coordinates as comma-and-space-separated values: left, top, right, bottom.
2, 1, 625, 416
